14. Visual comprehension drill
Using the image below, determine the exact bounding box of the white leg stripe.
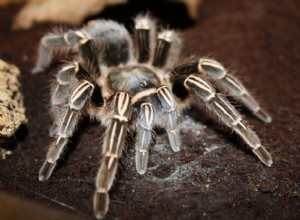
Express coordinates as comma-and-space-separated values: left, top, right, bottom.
116, 92, 130, 116
64, 111, 74, 134
214, 101, 235, 122
140, 123, 151, 130
121, 93, 130, 115
157, 86, 175, 109
169, 129, 177, 134
232, 117, 242, 127
225, 76, 247, 95
200, 58, 225, 71
184, 75, 214, 94
239, 122, 247, 130
47, 159, 56, 164
139, 149, 147, 156
58, 110, 73, 137
108, 121, 117, 153
98, 187, 107, 193
141, 103, 154, 127
108, 154, 118, 169
53, 85, 60, 97
254, 144, 261, 150
60, 63, 75, 73
55, 136, 62, 146
204, 92, 216, 102
63, 33, 70, 45
70, 80, 94, 105
112, 115, 128, 122
115, 125, 124, 155
75, 31, 89, 44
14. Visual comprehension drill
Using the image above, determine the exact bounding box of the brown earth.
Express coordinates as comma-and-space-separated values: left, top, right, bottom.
0, 0, 299, 219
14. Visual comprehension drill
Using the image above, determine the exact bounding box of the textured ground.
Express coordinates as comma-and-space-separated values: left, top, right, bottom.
0, 0, 299, 219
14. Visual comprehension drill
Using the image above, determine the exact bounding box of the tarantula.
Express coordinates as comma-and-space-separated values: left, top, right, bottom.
33, 15, 273, 219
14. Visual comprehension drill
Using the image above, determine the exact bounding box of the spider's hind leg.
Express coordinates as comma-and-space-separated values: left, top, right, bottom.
134, 14, 157, 63
84, 19, 134, 67
173, 58, 272, 123
152, 30, 181, 69
199, 58, 272, 122
172, 73, 272, 167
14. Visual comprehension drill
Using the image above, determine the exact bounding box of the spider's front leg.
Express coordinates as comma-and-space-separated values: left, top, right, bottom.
93, 92, 132, 219
135, 103, 155, 174
156, 86, 181, 152
32, 29, 91, 74
172, 73, 273, 167
133, 86, 180, 174
173, 58, 272, 123
39, 78, 95, 181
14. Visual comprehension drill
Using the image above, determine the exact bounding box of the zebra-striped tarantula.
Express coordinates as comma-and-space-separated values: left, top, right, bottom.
33, 14, 273, 219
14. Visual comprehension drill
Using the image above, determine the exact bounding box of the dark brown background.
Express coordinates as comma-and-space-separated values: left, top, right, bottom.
0, 0, 299, 219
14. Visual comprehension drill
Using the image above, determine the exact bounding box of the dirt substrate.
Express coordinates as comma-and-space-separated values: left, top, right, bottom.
0, 0, 299, 219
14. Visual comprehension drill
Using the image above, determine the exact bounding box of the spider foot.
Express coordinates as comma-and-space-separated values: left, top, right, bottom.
253, 145, 273, 167
31, 66, 46, 74
254, 108, 272, 123
93, 192, 109, 219
39, 160, 56, 181
167, 129, 181, 152
136, 150, 149, 174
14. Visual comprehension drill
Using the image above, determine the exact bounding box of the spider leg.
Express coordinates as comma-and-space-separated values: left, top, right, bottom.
49, 61, 97, 137
134, 14, 156, 63
94, 92, 132, 219
39, 79, 95, 181
135, 103, 155, 174
78, 39, 101, 74
152, 30, 181, 68
174, 74, 272, 167
84, 19, 134, 66
173, 58, 272, 123
32, 30, 90, 74
157, 86, 181, 152
52, 62, 79, 103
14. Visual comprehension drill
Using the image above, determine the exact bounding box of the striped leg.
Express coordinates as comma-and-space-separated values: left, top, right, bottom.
79, 39, 101, 75
183, 74, 272, 167
135, 103, 155, 174
157, 86, 181, 152
134, 14, 156, 63
93, 92, 131, 219
173, 58, 272, 123
49, 62, 95, 136
51, 62, 79, 105
32, 30, 89, 74
39, 80, 94, 181
152, 30, 181, 68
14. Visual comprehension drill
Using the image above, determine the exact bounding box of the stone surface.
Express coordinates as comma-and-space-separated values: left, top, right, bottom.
0, 59, 26, 137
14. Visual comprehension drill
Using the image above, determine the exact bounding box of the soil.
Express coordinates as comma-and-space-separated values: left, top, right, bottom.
0, 0, 299, 219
